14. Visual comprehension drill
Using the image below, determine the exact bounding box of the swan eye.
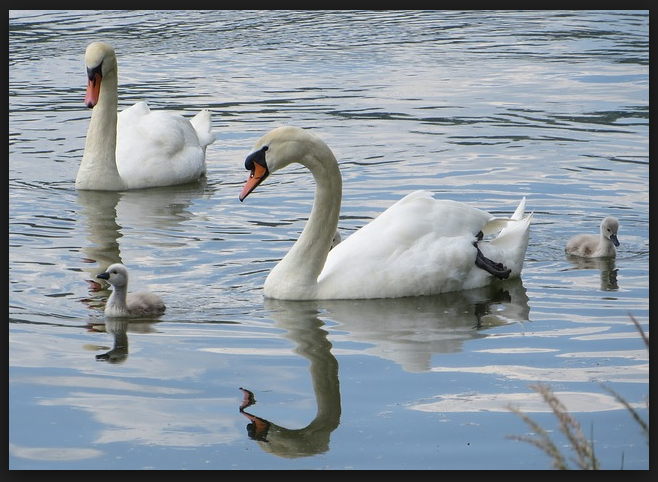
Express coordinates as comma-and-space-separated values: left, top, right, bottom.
87, 63, 103, 81
245, 146, 268, 171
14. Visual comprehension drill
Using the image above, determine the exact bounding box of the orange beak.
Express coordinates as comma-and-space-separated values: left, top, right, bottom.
239, 162, 268, 202
240, 410, 271, 441
85, 72, 101, 108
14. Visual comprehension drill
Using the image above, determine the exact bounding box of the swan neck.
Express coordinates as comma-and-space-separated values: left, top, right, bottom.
265, 148, 342, 298
76, 72, 124, 190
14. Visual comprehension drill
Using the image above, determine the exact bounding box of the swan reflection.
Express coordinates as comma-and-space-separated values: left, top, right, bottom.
239, 281, 528, 457
320, 277, 530, 373
76, 182, 209, 310
566, 254, 618, 291
239, 300, 341, 458
77, 190, 123, 305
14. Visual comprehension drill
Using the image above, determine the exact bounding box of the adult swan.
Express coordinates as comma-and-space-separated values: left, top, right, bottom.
75, 42, 215, 190
239, 126, 532, 300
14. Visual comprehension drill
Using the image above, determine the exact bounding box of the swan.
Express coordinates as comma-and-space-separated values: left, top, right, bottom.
238, 126, 532, 300
565, 216, 620, 258
96, 263, 166, 317
75, 41, 215, 190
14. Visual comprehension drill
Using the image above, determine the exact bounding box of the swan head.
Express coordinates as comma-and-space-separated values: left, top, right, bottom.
84, 41, 117, 108
601, 216, 620, 247
96, 263, 129, 288
239, 126, 328, 201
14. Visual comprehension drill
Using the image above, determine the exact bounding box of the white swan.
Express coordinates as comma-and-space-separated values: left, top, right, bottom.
565, 216, 620, 258
76, 41, 215, 190
96, 263, 166, 317
239, 126, 532, 300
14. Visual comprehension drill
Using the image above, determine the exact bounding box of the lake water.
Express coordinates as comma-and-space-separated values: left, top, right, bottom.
8, 10, 649, 470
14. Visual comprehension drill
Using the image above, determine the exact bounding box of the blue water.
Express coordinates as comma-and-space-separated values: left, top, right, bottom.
9, 10, 649, 470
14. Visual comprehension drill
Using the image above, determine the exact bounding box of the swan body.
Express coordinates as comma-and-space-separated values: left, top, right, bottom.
97, 263, 166, 317
76, 41, 214, 191
239, 126, 532, 300
565, 216, 620, 258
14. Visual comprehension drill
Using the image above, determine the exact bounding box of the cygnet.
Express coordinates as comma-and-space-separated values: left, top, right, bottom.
96, 263, 166, 317
565, 216, 620, 258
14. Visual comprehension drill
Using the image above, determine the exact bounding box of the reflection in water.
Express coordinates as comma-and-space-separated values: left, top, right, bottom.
95, 319, 128, 363
114, 180, 208, 230
411, 389, 647, 414
77, 190, 123, 303
240, 300, 341, 458
320, 278, 531, 373
238, 282, 529, 457
566, 255, 618, 291
88, 319, 160, 363
76, 182, 208, 310
239, 387, 271, 441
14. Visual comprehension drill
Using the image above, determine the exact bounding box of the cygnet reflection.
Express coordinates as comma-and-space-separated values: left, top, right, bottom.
566, 255, 619, 291
88, 318, 160, 364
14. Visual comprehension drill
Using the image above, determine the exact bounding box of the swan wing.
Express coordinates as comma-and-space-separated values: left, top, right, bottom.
317, 191, 500, 298
116, 101, 210, 189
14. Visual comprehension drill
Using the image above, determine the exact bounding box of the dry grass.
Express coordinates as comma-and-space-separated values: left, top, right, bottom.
508, 383, 599, 469
507, 314, 648, 470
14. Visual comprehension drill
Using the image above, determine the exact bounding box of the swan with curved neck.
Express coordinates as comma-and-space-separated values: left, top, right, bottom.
76, 41, 214, 191
239, 126, 532, 300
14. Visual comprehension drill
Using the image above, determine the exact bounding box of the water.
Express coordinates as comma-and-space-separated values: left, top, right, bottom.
8, 10, 649, 470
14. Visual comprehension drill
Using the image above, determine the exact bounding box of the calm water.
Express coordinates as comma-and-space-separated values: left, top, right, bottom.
8, 10, 649, 470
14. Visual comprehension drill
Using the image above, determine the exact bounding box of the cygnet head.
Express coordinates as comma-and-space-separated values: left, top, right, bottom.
601, 216, 620, 247
97, 263, 129, 288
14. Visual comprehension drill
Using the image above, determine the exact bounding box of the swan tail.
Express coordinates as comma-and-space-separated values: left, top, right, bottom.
492, 211, 532, 245
481, 218, 513, 236
490, 211, 532, 276
511, 196, 526, 221
483, 198, 532, 278
190, 109, 215, 148
483, 197, 529, 237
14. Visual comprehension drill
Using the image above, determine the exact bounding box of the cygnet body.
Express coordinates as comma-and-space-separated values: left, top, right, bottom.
97, 263, 166, 317
565, 216, 620, 258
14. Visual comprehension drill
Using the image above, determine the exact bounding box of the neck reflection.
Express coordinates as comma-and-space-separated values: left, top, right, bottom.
239, 300, 341, 458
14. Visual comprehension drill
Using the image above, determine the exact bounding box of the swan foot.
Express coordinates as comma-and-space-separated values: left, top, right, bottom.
473, 241, 511, 279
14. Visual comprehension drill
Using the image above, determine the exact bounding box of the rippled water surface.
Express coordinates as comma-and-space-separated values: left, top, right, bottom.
9, 10, 649, 470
